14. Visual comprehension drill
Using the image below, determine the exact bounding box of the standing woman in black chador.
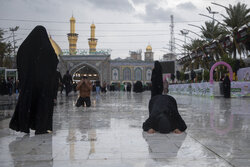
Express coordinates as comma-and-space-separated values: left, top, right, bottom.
9, 26, 58, 135
223, 75, 231, 98
62, 70, 73, 96
151, 61, 163, 98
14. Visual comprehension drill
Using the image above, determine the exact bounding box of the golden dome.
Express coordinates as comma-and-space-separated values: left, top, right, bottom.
146, 45, 152, 51
49, 36, 62, 58
70, 16, 75, 21
91, 23, 96, 28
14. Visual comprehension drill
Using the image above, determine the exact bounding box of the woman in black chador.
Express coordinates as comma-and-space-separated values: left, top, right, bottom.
143, 95, 187, 134
9, 26, 58, 134
223, 75, 231, 98
151, 61, 163, 98
133, 81, 143, 93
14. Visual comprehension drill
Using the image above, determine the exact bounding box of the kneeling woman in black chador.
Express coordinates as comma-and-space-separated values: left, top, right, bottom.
9, 26, 58, 135
143, 95, 187, 134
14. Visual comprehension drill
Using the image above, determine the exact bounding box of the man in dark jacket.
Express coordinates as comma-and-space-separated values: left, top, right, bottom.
143, 95, 187, 134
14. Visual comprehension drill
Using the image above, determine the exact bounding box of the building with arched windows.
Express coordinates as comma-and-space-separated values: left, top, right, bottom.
110, 55, 154, 85
52, 16, 154, 86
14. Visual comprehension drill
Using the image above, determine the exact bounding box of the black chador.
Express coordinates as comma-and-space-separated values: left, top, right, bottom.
143, 95, 187, 133
62, 70, 73, 96
54, 70, 62, 100
151, 61, 163, 98
134, 81, 143, 93
223, 76, 231, 98
9, 26, 58, 134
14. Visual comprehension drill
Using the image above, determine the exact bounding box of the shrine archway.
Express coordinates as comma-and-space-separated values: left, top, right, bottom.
209, 61, 233, 84
70, 62, 100, 82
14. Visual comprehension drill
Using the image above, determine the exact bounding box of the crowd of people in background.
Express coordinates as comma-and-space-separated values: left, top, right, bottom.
0, 77, 19, 96
0, 74, 154, 97
0, 71, 230, 99
0, 73, 151, 98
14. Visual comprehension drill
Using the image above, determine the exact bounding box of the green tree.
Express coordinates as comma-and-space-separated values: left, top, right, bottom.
0, 29, 13, 68
203, 70, 210, 82
201, 21, 228, 41
201, 21, 229, 59
221, 54, 246, 72
184, 39, 206, 52
0, 29, 7, 66
221, 2, 250, 59
180, 71, 185, 82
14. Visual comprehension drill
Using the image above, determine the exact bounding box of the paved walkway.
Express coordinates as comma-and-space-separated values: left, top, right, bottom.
0, 91, 250, 167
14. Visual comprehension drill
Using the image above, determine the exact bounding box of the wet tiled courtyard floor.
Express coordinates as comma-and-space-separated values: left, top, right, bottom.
0, 91, 250, 167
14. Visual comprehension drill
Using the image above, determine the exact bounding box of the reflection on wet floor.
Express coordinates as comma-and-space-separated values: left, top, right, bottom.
0, 91, 250, 167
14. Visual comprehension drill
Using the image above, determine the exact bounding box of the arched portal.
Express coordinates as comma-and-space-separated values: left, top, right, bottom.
123, 67, 131, 81
209, 61, 233, 84
134, 67, 142, 81
70, 63, 100, 81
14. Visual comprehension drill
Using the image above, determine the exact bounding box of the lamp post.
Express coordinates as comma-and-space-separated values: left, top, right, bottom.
206, 6, 219, 22
182, 29, 201, 38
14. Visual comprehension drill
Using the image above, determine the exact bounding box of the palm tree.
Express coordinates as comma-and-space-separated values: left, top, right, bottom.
221, 2, 250, 59
201, 21, 229, 57
183, 39, 212, 70
184, 39, 206, 51
201, 21, 228, 41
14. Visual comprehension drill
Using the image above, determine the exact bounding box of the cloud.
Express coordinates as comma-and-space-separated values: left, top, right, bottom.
132, 0, 147, 4
137, 3, 183, 22
176, 2, 197, 10
86, 0, 134, 12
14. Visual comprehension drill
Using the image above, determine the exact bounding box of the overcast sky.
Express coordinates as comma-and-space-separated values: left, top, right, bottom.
0, 0, 249, 60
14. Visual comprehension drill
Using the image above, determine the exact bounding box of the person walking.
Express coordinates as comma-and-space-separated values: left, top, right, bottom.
53, 70, 62, 103
95, 80, 101, 94
63, 70, 73, 96
7, 77, 14, 96
9, 26, 58, 134
101, 81, 107, 93
163, 79, 169, 94
76, 76, 92, 107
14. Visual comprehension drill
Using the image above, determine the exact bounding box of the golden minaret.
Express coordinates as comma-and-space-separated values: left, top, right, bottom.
67, 15, 78, 55
88, 23, 98, 53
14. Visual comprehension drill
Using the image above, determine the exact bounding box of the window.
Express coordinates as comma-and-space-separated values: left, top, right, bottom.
135, 68, 142, 81
146, 69, 152, 80
112, 68, 119, 80
123, 68, 131, 80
